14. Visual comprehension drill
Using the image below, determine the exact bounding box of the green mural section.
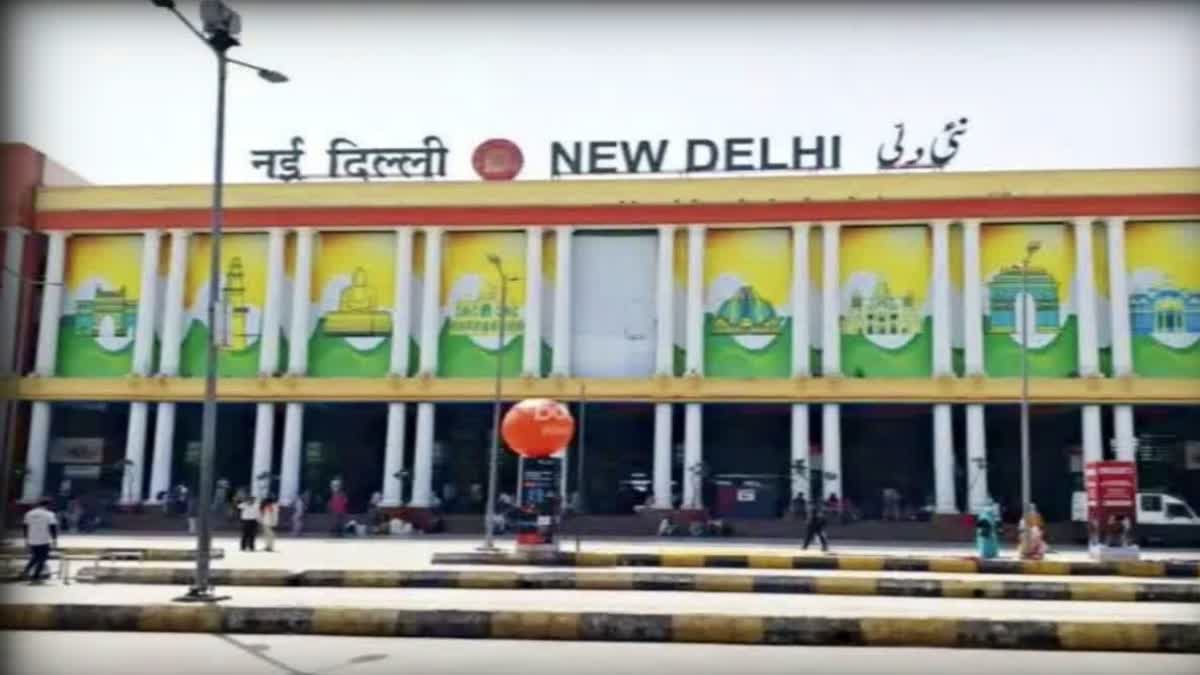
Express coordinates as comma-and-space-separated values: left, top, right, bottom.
1131, 337, 1200, 378
55, 315, 134, 377
705, 316, 791, 378
842, 317, 933, 378
179, 322, 260, 377
983, 316, 1079, 377
308, 322, 391, 377
437, 325, 523, 377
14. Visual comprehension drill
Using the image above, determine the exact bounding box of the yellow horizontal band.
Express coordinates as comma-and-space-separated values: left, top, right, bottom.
7, 374, 1198, 404
35, 168, 1200, 212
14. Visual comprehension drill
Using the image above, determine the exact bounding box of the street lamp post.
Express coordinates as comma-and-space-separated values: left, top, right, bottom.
1019, 240, 1042, 529
151, 0, 287, 603
480, 254, 519, 552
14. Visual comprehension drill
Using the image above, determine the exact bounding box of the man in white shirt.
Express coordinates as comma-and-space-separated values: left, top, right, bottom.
23, 498, 59, 583
238, 495, 260, 552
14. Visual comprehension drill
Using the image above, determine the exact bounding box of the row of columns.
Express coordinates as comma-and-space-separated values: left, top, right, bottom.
15, 217, 1142, 510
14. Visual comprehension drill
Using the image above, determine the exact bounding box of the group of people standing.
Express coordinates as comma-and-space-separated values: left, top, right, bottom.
236, 494, 280, 552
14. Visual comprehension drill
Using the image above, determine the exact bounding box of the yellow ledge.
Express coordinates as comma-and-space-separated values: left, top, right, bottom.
6, 375, 1199, 404
34, 167, 1200, 212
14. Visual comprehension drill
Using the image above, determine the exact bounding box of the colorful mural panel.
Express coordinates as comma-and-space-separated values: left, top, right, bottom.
308, 231, 398, 377
438, 231, 526, 377
179, 233, 269, 377
56, 235, 143, 377
839, 226, 932, 377
704, 228, 792, 377
1126, 221, 1200, 378
980, 223, 1077, 377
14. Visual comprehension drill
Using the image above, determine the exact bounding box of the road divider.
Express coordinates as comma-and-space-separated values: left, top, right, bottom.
70, 567, 1200, 603
0, 547, 223, 562
1, 602, 1196, 652
431, 550, 1200, 579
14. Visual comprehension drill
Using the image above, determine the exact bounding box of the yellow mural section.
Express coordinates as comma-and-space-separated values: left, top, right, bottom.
543, 230, 557, 284
311, 232, 396, 303
64, 235, 142, 296
673, 227, 689, 287
412, 231, 425, 278
705, 229, 790, 306
839, 226, 930, 300
1127, 221, 1200, 289
980, 223, 1074, 307
1092, 222, 1110, 298
441, 231, 527, 309
185, 234, 268, 308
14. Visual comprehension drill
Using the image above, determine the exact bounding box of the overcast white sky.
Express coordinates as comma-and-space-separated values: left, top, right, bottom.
3, 1, 1198, 185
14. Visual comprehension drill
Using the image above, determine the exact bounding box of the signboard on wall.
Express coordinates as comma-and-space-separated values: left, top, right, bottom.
1085, 460, 1139, 559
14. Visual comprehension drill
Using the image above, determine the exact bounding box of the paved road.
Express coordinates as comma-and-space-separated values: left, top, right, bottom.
4, 632, 1199, 675
5, 583, 1199, 621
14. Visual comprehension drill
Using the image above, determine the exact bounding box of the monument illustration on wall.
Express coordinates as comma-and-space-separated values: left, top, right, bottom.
324, 266, 393, 337
841, 281, 921, 336
986, 265, 1060, 334
449, 282, 524, 337
219, 256, 253, 350
711, 285, 785, 336
1130, 282, 1200, 336
74, 286, 137, 338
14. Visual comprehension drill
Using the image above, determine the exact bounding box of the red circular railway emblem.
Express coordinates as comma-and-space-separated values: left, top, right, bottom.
472, 138, 523, 181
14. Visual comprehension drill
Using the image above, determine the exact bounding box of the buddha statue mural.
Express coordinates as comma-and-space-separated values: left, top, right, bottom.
324, 266, 392, 337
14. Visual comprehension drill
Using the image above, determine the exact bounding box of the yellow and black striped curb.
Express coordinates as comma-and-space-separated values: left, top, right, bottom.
72, 567, 1200, 603
432, 551, 1200, 579
0, 547, 223, 562
1, 603, 1196, 652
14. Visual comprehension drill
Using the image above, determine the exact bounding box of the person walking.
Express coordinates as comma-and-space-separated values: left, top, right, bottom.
237, 494, 260, 552
258, 496, 278, 552
22, 498, 59, 584
801, 496, 829, 552
328, 488, 349, 538
290, 491, 308, 537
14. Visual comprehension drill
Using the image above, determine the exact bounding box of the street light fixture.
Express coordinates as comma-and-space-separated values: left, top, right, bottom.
150, 0, 288, 604
1019, 240, 1042, 531
480, 254, 520, 552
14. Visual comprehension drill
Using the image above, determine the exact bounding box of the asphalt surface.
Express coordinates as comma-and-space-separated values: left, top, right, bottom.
4, 631, 1199, 675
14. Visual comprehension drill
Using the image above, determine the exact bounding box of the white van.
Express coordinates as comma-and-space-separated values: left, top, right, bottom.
1071, 491, 1200, 545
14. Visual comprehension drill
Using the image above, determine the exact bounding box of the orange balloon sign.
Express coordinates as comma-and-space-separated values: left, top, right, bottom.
501, 398, 576, 459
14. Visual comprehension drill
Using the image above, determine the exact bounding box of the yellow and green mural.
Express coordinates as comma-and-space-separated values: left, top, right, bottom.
438, 231, 526, 377
179, 233, 269, 377
540, 231, 556, 376
673, 229, 688, 375
307, 231, 404, 377
1093, 221, 1113, 376
1126, 221, 1200, 378
981, 223, 1077, 377
839, 226, 932, 377
56, 235, 143, 377
703, 228, 792, 377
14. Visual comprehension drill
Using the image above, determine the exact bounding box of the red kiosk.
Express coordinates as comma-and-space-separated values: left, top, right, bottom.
1085, 460, 1140, 561
501, 398, 576, 553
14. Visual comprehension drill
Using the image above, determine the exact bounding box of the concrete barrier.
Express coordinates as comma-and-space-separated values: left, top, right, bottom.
72, 566, 1200, 603
0, 547, 223, 562
0, 602, 1195, 652
431, 551, 1200, 579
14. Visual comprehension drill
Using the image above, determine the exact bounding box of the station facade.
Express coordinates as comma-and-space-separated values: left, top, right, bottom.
3, 160, 1199, 522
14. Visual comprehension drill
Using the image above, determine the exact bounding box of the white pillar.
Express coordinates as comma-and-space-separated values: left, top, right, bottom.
279, 228, 314, 506
962, 220, 989, 512
382, 228, 414, 506
930, 221, 956, 514
410, 402, 435, 507
22, 232, 67, 502
791, 223, 812, 499
653, 403, 672, 509
120, 230, 162, 505
523, 227, 543, 376
654, 226, 675, 375
0, 228, 27, 374
148, 230, 189, 503
552, 227, 573, 375
1073, 217, 1103, 468
1106, 217, 1135, 462
965, 404, 988, 511
249, 228, 285, 499
279, 403, 303, 505
821, 404, 842, 501
791, 404, 809, 498
821, 224, 841, 377
411, 228, 443, 507
683, 403, 703, 509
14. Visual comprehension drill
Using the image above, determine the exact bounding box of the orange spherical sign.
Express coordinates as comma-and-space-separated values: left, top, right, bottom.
501, 398, 575, 459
